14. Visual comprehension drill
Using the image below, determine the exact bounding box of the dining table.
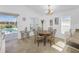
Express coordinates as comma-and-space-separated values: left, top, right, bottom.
39, 31, 51, 46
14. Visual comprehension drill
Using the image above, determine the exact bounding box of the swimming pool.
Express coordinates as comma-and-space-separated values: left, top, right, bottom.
0, 28, 17, 34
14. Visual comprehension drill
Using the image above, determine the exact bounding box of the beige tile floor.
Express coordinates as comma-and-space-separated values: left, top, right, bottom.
5, 35, 79, 53
0, 39, 5, 53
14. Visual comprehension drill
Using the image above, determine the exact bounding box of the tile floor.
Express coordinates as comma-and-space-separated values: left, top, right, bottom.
5, 36, 79, 53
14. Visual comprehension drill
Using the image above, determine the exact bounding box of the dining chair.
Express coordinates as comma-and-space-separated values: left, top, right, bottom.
25, 27, 27, 33
47, 29, 57, 46
37, 27, 42, 33
20, 31, 24, 40
20, 31, 27, 40
25, 27, 30, 39
69, 29, 75, 37
48, 27, 53, 33
33, 29, 44, 46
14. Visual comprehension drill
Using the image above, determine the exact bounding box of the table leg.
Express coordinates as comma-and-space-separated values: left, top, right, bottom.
44, 36, 46, 46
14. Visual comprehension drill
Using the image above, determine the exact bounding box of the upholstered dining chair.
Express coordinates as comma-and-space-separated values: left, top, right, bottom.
20, 31, 28, 39
47, 29, 57, 46
37, 27, 42, 33
33, 29, 44, 46
25, 27, 30, 39
25, 27, 27, 33
20, 31, 26, 40
48, 27, 53, 33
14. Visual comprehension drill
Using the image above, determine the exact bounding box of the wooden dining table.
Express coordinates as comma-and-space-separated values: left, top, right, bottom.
39, 31, 51, 46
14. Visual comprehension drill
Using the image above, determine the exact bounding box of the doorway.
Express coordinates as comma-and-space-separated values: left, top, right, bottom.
0, 13, 18, 42
61, 16, 71, 34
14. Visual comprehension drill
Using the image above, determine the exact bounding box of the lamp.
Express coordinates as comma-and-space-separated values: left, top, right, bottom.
41, 19, 44, 32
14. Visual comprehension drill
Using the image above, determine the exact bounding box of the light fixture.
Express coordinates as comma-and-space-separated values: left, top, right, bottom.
46, 5, 53, 16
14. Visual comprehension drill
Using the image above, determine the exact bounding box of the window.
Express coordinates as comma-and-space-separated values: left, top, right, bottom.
61, 16, 71, 34
30, 17, 39, 30
0, 14, 18, 34
0, 15, 17, 29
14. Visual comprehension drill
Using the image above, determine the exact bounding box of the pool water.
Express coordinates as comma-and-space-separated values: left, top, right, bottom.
0, 28, 17, 34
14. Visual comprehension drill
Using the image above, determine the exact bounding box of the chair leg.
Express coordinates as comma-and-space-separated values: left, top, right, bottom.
22, 38, 24, 40
50, 41, 52, 47
37, 40, 39, 47
34, 39, 36, 44
53, 39, 55, 44
34, 36, 37, 44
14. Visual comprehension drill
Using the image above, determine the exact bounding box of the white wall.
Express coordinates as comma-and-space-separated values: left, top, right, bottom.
41, 15, 62, 39
38, 8, 79, 39
56, 8, 79, 29
53, 8, 79, 39
0, 6, 79, 40
0, 6, 41, 39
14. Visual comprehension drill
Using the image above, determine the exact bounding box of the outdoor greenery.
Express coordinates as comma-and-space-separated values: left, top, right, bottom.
5, 25, 13, 28
0, 24, 16, 29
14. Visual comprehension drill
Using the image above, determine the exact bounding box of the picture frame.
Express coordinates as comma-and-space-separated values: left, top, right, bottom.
55, 17, 59, 25
22, 17, 26, 21
50, 19, 53, 26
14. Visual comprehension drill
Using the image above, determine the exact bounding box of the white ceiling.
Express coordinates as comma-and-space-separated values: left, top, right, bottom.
26, 5, 79, 15
54, 5, 79, 12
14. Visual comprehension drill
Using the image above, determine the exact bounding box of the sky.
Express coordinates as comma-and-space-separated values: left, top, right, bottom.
0, 15, 17, 22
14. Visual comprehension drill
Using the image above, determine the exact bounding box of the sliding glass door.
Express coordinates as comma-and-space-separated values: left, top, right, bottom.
0, 14, 18, 34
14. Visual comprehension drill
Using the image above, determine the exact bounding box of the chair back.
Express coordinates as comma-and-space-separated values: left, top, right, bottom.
64, 32, 71, 44
33, 29, 38, 36
51, 29, 56, 37
37, 27, 42, 33
20, 31, 24, 38
48, 27, 53, 33
25, 27, 27, 33
20, 30, 27, 39
53, 29, 56, 36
